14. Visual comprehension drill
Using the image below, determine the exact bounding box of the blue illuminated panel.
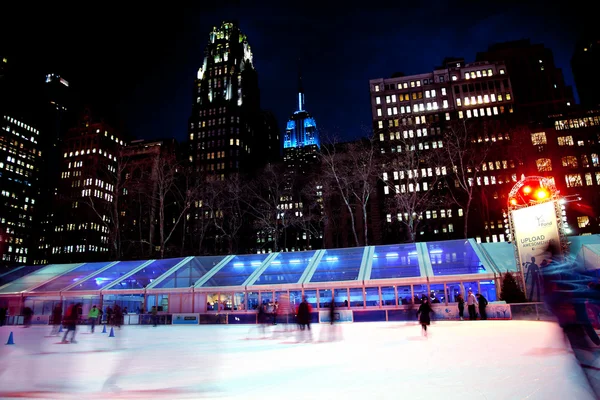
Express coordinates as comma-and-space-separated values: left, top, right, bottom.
0, 265, 45, 288
0, 264, 78, 293
427, 240, 487, 275
254, 251, 315, 285
67, 260, 149, 291
202, 254, 269, 287
310, 247, 364, 282
370, 244, 420, 279
106, 258, 186, 290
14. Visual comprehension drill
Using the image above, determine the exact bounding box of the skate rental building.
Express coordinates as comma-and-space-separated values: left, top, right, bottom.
1, 236, 599, 325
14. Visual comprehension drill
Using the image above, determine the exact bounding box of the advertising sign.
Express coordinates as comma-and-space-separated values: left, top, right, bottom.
318, 310, 353, 323
511, 201, 561, 301
172, 313, 199, 325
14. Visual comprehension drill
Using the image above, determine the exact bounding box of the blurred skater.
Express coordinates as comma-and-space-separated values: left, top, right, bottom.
152, 306, 158, 327
106, 305, 113, 325
457, 294, 465, 321
326, 296, 342, 341
62, 303, 81, 343
416, 297, 433, 337
23, 306, 33, 327
0, 306, 7, 326
476, 293, 488, 320
297, 296, 312, 342
50, 304, 62, 335
113, 304, 122, 328
88, 305, 100, 333
467, 290, 478, 320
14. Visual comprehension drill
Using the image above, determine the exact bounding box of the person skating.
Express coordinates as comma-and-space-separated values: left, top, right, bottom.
476, 294, 488, 320
0, 306, 7, 327
457, 294, 465, 321
416, 297, 433, 337
62, 303, 81, 343
467, 290, 478, 320
50, 304, 62, 335
23, 306, 33, 327
88, 305, 100, 333
297, 296, 312, 341
152, 306, 158, 327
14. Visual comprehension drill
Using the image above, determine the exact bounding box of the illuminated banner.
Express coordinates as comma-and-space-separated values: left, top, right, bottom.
511, 201, 561, 301
318, 310, 353, 323
172, 313, 199, 325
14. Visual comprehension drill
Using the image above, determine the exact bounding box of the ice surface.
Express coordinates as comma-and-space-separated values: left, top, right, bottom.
0, 321, 596, 399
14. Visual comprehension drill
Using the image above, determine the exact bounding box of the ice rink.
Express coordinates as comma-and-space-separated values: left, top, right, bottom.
0, 320, 597, 399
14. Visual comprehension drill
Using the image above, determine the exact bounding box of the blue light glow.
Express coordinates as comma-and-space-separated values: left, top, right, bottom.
430, 249, 443, 254
325, 256, 338, 262
271, 260, 281, 265
233, 262, 244, 267
385, 252, 399, 258
250, 261, 262, 267
289, 259, 301, 264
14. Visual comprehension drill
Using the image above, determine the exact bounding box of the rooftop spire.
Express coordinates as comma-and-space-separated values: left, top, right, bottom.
297, 58, 304, 112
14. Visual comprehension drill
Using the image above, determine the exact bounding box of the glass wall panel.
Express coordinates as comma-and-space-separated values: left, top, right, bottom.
446, 282, 461, 303
67, 260, 149, 291
0, 265, 46, 287
370, 244, 420, 279
153, 256, 224, 289
413, 284, 428, 303
480, 280, 497, 301
381, 286, 396, 306
202, 254, 269, 287
309, 247, 364, 282
23, 296, 61, 316
463, 281, 479, 296
349, 288, 364, 307
0, 263, 80, 293
334, 288, 348, 308
304, 289, 317, 310
365, 287, 379, 307
397, 285, 412, 305
429, 284, 445, 304
157, 294, 169, 312
254, 251, 315, 285
107, 258, 186, 291
206, 293, 219, 311
427, 240, 487, 276
289, 290, 302, 310
102, 294, 144, 315
247, 292, 259, 310
260, 291, 273, 307
319, 289, 332, 308
219, 293, 233, 311
234, 292, 246, 310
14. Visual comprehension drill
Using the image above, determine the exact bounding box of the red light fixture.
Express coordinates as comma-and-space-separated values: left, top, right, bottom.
535, 189, 549, 200
510, 198, 517, 205
522, 186, 532, 194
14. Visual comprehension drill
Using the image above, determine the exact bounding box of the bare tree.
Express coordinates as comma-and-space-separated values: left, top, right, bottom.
245, 163, 290, 252
443, 120, 493, 239
153, 154, 200, 258
83, 156, 128, 260
383, 130, 444, 242
321, 137, 380, 246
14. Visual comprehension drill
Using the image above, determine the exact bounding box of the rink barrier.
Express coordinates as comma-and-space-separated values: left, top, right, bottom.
3, 303, 568, 326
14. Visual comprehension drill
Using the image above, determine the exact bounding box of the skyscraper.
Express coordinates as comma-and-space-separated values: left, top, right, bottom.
477, 39, 574, 120
44, 107, 125, 264
0, 56, 43, 266
572, 32, 600, 108
188, 21, 277, 181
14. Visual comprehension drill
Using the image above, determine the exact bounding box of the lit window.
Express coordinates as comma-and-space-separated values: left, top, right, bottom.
476, 70, 482, 78
578, 216, 590, 228
465, 72, 470, 80
384, 186, 389, 195
506, 93, 512, 101
376, 97, 381, 105
499, 69, 505, 75
451, 75, 457, 81
377, 108, 382, 117
487, 69, 493, 76
374, 85, 380, 92
536, 158, 552, 172
557, 136, 574, 146
458, 111, 464, 119
379, 134, 384, 142
493, 107, 498, 115
425, 90, 431, 98
442, 100, 448, 109
445, 113, 450, 121
483, 95, 489, 103
466, 109, 472, 118
378, 121, 383, 129
585, 173, 593, 186
491, 94, 496, 102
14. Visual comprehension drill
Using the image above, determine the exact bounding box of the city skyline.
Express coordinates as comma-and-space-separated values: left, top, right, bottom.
0, 2, 589, 144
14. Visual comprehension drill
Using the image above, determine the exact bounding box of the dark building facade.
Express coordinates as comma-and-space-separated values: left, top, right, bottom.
43, 108, 125, 264
572, 32, 600, 108
0, 56, 44, 266
477, 39, 574, 121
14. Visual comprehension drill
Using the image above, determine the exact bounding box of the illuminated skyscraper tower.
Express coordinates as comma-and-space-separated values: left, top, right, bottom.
283, 69, 320, 173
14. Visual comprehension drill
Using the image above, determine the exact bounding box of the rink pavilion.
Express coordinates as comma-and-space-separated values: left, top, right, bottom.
1, 236, 599, 322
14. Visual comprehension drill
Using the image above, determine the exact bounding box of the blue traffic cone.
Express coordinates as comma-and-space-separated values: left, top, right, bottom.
108, 327, 115, 337
58, 324, 63, 333
102, 324, 107, 333
5, 332, 15, 345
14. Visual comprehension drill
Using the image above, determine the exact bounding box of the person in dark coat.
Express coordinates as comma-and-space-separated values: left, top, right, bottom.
457, 294, 465, 321
416, 297, 433, 337
0, 307, 6, 326
23, 306, 33, 327
297, 296, 312, 341
476, 293, 488, 320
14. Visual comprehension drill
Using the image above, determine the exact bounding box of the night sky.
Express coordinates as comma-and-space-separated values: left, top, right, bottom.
0, 1, 590, 143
